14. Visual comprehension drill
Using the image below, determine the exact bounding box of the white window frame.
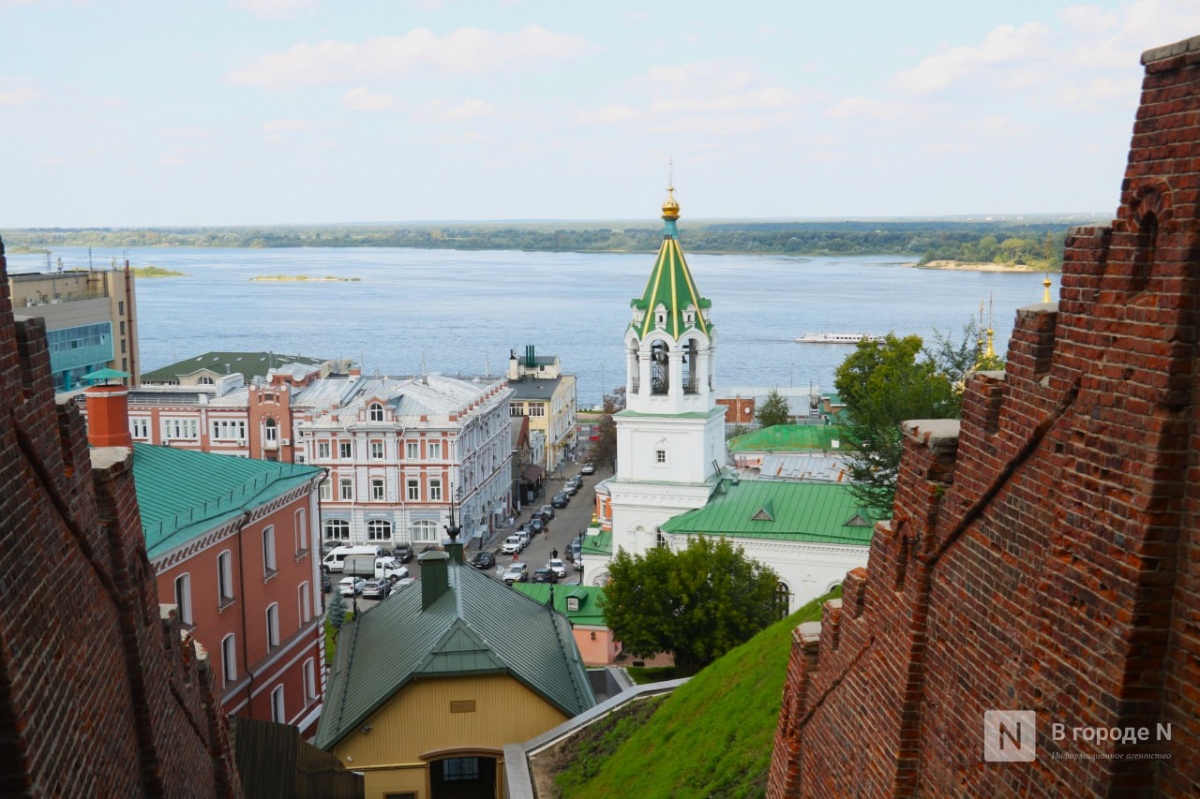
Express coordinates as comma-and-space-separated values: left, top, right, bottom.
298, 581, 311, 624
411, 519, 438, 543
324, 519, 350, 540
369, 402, 384, 422
406, 441, 419, 459
131, 417, 150, 439
295, 509, 308, 554
304, 658, 317, 702
339, 478, 353, 501
263, 526, 277, 576
266, 603, 280, 649
339, 441, 352, 460
367, 519, 392, 542
217, 550, 234, 604
271, 685, 286, 723
407, 479, 420, 501
222, 634, 237, 685
317, 441, 331, 459
162, 417, 199, 440
264, 418, 278, 442
174, 573, 192, 626
429, 478, 442, 501
371, 478, 385, 501
370, 440, 384, 459
428, 441, 442, 460
319, 479, 331, 501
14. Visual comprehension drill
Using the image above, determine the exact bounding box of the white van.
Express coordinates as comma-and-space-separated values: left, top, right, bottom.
321, 545, 383, 574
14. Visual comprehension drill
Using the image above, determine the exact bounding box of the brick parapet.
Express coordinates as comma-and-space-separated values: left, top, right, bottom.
769, 34, 1200, 798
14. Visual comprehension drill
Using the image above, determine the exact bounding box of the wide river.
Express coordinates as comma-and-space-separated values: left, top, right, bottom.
7, 246, 1059, 408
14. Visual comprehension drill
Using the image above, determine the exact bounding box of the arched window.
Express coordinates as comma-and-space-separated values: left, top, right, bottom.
367, 519, 392, 541
198, 376, 214, 385
411, 519, 438, 543
682, 338, 698, 394
775, 581, 791, 619
650, 340, 669, 395
369, 402, 384, 422
323, 519, 350, 540
264, 417, 278, 442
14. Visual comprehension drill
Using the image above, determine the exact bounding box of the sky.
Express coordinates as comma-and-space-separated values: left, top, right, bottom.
1, 0, 1199, 227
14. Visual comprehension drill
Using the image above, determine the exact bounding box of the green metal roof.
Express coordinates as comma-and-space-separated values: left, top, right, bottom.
630, 234, 712, 340
131, 443, 323, 559
581, 531, 612, 557
660, 480, 875, 546
727, 424, 848, 453
513, 584, 608, 627
140, 351, 332, 383
315, 560, 596, 750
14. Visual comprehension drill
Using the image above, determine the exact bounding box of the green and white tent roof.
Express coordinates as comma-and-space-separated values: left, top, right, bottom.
629, 192, 712, 340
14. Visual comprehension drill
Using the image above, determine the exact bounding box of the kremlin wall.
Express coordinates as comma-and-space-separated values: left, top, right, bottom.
768, 35, 1200, 798
0, 236, 239, 795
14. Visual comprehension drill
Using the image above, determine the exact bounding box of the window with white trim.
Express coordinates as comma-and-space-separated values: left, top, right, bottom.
339, 441, 352, 459
655, 448, 667, 465
295, 509, 308, 554
317, 441, 331, 459
429, 478, 442, 501
211, 419, 247, 441
370, 440, 384, 459
324, 519, 350, 540
367, 519, 392, 541
529, 404, 545, 417
266, 603, 280, 649
264, 418, 278, 442
298, 581, 311, 624
319, 479, 331, 501
411, 519, 437, 543
162, 417, 199, 440
405, 441, 419, 459
304, 658, 317, 702
428, 441, 441, 460
369, 402, 384, 422
131, 417, 150, 439
174, 573, 192, 626
371, 478, 385, 501
271, 685, 285, 723
407, 479, 419, 501
339, 478, 353, 500
221, 634, 237, 685
217, 551, 234, 604
263, 526, 277, 576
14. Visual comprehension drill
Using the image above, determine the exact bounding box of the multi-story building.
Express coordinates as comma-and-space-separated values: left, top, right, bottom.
140, 350, 354, 386
9, 264, 139, 390
507, 345, 577, 477
80, 361, 514, 548
85, 381, 327, 737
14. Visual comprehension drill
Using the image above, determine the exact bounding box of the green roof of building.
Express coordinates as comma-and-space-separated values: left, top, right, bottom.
131, 443, 323, 559
661, 480, 874, 546
513, 584, 608, 627
581, 530, 612, 557
629, 219, 712, 340
727, 424, 848, 453
315, 558, 596, 750
140, 351, 333, 383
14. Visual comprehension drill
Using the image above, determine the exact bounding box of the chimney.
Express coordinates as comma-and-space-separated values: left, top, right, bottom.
445, 541, 464, 564
85, 384, 133, 448
419, 550, 451, 610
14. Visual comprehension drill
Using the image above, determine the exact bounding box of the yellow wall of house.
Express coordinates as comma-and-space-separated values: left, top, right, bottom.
332, 673, 570, 798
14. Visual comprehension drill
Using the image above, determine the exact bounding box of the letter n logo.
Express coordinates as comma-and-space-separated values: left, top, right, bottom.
984, 710, 1037, 762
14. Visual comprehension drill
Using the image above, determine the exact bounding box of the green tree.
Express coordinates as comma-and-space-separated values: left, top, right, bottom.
835, 334, 958, 517
326, 589, 348, 638
602, 537, 781, 675
755, 389, 790, 429
590, 413, 617, 471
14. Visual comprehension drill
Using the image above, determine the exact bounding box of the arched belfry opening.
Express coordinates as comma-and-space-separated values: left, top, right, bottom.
682, 337, 699, 394
650, 340, 670, 395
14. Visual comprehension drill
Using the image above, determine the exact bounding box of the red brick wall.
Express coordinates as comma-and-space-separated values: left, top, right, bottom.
769, 36, 1200, 799
0, 239, 241, 796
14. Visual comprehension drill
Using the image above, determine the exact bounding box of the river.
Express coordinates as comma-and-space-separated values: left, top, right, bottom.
5, 246, 1059, 407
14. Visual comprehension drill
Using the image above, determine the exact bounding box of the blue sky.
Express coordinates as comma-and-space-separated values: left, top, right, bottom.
1, 0, 1197, 226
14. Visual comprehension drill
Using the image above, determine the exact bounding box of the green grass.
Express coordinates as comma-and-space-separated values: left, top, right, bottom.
324, 612, 353, 663
558, 588, 840, 799
626, 665, 678, 685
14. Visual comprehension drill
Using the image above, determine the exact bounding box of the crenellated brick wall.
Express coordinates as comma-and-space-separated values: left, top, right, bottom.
0, 238, 241, 796
769, 34, 1200, 798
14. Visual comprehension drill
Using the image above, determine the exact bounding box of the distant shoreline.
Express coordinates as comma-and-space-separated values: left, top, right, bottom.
912, 260, 1048, 273
249, 275, 361, 282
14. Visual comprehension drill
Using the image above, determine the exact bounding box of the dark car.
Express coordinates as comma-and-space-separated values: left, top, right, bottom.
528, 518, 545, 536
321, 573, 332, 593
532, 567, 558, 584
394, 543, 413, 563
551, 491, 570, 508
563, 481, 580, 496
470, 551, 496, 570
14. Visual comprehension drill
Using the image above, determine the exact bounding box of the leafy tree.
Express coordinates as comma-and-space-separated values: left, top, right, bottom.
602, 537, 781, 675
588, 391, 620, 471
326, 589, 348, 638
755, 389, 790, 429
835, 334, 958, 517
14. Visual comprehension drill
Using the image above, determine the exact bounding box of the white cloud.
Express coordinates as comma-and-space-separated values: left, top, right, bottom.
230, 0, 317, 21
1059, 4, 1121, 36
158, 156, 188, 166
433, 131, 490, 145
416, 98, 496, 122
164, 128, 212, 139
0, 87, 39, 107
826, 96, 927, 122
261, 118, 312, 132
343, 86, 399, 111
39, 157, 65, 165
891, 23, 1051, 96
227, 26, 587, 89
575, 104, 640, 125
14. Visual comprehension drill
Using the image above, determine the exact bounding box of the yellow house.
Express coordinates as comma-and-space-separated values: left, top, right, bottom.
316, 547, 596, 799
507, 346, 577, 477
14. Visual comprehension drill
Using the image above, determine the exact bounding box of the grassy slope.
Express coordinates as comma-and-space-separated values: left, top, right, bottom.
561, 588, 840, 799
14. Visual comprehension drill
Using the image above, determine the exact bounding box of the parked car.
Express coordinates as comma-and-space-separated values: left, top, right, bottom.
548, 558, 567, 578
361, 579, 391, 600
516, 529, 531, 549
564, 481, 580, 496
534, 504, 555, 521
501, 535, 523, 555
528, 518, 545, 536
551, 492, 570, 508
471, 551, 496, 570
502, 563, 528, 585
338, 577, 366, 597
532, 567, 558, 584
581, 463, 596, 475
321, 573, 332, 593
393, 543, 413, 563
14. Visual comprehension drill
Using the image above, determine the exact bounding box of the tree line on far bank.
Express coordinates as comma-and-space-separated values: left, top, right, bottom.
2, 218, 1101, 268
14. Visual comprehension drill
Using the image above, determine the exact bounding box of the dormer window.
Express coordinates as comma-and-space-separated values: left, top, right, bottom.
654, 304, 667, 330
369, 402, 384, 422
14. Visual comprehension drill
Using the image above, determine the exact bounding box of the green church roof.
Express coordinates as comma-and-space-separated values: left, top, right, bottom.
513, 584, 608, 627
315, 559, 596, 750
630, 202, 712, 340
727, 424, 848, 453
660, 480, 874, 546
131, 443, 323, 559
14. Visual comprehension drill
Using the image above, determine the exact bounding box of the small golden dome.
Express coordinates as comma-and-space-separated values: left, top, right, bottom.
662, 186, 680, 220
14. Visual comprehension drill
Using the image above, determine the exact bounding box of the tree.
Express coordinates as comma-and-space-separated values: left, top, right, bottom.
755, 389, 790, 429
326, 589, 348, 638
835, 334, 958, 517
590, 413, 617, 470
602, 537, 781, 675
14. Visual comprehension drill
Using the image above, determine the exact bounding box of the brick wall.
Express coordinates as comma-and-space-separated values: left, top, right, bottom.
0, 238, 241, 796
768, 35, 1200, 798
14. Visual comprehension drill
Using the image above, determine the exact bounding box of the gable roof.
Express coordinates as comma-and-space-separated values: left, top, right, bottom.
660, 480, 874, 546
315, 560, 596, 749
131, 443, 323, 559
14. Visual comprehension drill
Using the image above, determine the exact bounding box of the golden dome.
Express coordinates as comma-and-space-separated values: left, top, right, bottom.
662, 186, 680, 220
